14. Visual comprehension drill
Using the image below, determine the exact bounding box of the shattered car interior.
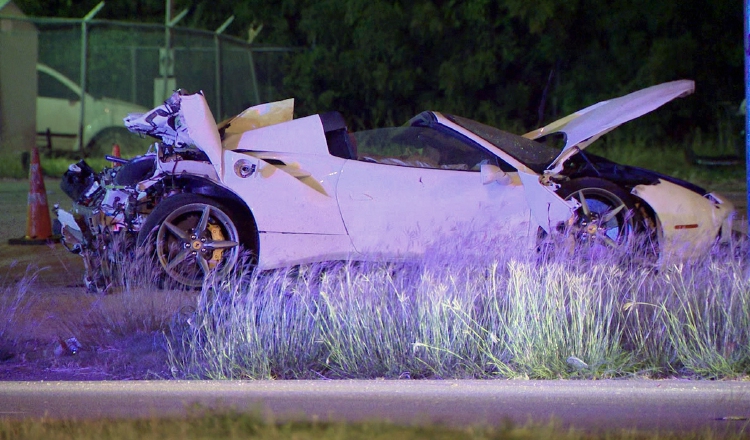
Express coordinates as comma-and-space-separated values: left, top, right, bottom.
55, 81, 735, 291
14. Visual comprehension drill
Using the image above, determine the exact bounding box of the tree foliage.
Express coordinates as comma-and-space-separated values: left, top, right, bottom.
16, 0, 743, 137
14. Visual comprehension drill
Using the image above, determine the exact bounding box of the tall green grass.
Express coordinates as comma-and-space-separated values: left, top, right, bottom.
0, 263, 40, 344
0, 152, 114, 179
3, 409, 743, 440
166, 236, 750, 380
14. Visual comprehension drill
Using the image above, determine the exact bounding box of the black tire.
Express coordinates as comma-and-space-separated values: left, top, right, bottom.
137, 193, 250, 288
541, 177, 639, 253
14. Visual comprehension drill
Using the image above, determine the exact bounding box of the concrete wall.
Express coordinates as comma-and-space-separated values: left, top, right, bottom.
0, 1, 37, 155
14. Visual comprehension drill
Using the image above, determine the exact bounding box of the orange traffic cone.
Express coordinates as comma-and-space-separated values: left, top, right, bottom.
110, 144, 121, 167
8, 147, 59, 245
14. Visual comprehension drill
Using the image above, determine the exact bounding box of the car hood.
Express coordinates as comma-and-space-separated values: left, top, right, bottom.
523, 80, 695, 171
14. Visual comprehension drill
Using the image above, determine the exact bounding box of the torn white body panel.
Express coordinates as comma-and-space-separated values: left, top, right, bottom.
517, 171, 577, 233
632, 179, 735, 259
179, 93, 225, 177
224, 115, 331, 156
220, 98, 295, 136
55, 207, 84, 249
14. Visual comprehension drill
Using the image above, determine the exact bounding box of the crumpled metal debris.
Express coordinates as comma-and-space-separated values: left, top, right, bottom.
54, 337, 81, 357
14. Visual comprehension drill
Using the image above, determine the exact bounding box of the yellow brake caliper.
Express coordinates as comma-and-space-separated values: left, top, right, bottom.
206, 223, 224, 268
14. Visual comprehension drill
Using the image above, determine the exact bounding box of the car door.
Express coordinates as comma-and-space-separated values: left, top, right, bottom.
336, 125, 535, 257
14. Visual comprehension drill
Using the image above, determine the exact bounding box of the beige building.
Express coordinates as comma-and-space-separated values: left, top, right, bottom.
0, 0, 37, 155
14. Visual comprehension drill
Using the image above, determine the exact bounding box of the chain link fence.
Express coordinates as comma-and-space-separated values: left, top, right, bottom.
1, 13, 295, 155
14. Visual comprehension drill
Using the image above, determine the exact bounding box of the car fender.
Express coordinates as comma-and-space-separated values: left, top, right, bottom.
151, 174, 260, 252
631, 179, 735, 259
518, 171, 578, 233
222, 149, 348, 236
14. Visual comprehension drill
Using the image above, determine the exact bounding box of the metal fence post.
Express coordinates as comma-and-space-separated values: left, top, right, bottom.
130, 46, 137, 104
78, 1, 104, 153
214, 16, 234, 120
159, 0, 187, 104
248, 50, 261, 105
745, 0, 749, 234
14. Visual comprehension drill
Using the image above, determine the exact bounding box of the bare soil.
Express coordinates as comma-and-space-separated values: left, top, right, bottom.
0, 242, 185, 380
0, 178, 186, 380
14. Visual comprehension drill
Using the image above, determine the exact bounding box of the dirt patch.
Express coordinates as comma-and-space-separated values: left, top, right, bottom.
0, 178, 193, 380
0, 334, 174, 381
0, 241, 194, 380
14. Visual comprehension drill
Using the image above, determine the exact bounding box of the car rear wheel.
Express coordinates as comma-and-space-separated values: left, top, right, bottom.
138, 193, 243, 288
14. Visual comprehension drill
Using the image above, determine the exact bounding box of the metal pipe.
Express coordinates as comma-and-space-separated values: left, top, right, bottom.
745, 0, 749, 234
214, 16, 234, 119
247, 50, 260, 105
160, 0, 187, 103
161, 0, 171, 103
130, 46, 137, 104
77, 1, 105, 153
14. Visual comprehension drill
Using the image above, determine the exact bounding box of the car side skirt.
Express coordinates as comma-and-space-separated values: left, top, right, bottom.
257, 232, 355, 270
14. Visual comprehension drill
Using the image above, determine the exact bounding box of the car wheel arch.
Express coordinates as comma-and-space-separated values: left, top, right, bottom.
559, 176, 650, 224
145, 175, 260, 257
542, 176, 660, 251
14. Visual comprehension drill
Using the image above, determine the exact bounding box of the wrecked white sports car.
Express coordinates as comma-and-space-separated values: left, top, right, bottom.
56, 80, 735, 290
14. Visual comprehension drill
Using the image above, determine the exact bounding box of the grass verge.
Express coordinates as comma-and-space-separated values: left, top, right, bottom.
0, 409, 746, 440
0, 263, 40, 345
165, 236, 750, 380
0, 152, 119, 179
587, 131, 745, 191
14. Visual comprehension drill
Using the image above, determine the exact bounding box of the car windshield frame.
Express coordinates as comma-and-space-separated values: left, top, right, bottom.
443, 114, 561, 173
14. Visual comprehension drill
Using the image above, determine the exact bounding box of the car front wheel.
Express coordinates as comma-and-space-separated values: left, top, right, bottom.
138, 193, 242, 288
539, 177, 641, 257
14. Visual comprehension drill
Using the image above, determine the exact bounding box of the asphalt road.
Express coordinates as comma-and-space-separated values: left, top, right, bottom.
2, 380, 750, 433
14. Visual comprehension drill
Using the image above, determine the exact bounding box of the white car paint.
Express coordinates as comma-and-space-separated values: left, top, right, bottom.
257, 233, 355, 269
336, 161, 535, 257
223, 149, 348, 235
632, 180, 735, 259
36, 63, 149, 148
431, 112, 577, 235
517, 170, 577, 233
180, 92, 225, 177
230, 114, 333, 156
